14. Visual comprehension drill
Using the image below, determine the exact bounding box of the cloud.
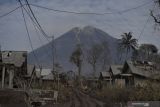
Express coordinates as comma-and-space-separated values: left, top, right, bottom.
0, 0, 160, 51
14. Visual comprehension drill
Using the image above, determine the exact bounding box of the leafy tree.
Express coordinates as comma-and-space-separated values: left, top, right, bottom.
119, 32, 138, 60
139, 44, 158, 60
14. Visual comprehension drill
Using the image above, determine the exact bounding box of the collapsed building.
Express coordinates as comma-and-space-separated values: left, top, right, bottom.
0, 51, 27, 89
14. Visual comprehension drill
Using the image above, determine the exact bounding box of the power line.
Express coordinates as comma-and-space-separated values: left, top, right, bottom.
138, 3, 156, 41
20, 1, 53, 56
138, 16, 150, 40
25, 0, 51, 39
0, 0, 152, 19
21, 1, 55, 68
27, 8, 53, 58
17, 0, 57, 71
30, 1, 153, 15
24, 0, 58, 70
0, 5, 24, 19
20, 3, 50, 42
18, 0, 40, 68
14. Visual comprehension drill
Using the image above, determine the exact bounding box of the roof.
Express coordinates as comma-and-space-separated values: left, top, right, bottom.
123, 61, 160, 78
26, 66, 52, 79
42, 73, 54, 80
100, 71, 110, 77
36, 68, 52, 76
35, 68, 54, 80
110, 65, 123, 75
1, 51, 27, 67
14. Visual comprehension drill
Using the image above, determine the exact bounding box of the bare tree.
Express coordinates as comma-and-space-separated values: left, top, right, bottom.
100, 42, 111, 70
86, 42, 109, 77
150, 1, 160, 26
70, 45, 83, 82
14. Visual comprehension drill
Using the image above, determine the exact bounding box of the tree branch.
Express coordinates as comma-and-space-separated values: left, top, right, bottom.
150, 10, 160, 24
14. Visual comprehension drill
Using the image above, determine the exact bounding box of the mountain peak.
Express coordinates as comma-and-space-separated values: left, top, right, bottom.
69, 26, 100, 34
83, 25, 96, 29
68, 26, 97, 36
83, 26, 96, 31
70, 27, 81, 33
81, 26, 98, 35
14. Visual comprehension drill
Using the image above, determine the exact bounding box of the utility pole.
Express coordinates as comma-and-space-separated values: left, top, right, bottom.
0, 45, 5, 88
52, 36, 54, 73
0, 45, 2, 62
51, 36, 59, 91
51, 35, 59, 104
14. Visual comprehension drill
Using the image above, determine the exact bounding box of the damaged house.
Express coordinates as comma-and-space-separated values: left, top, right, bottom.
108, 65, 124, 86
121, 61, 160, 87
99, 61, 160, 87
99, 71, 112, 85
0, 51, 27, 88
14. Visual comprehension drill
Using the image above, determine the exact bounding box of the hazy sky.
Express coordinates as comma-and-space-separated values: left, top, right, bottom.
0, 0, 160, 51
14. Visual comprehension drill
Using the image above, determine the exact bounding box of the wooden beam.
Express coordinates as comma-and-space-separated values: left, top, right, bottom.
1, 66, 5, 88
9, 69, 14, 88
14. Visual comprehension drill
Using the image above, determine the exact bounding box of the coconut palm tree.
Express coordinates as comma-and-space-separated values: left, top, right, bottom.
119, 32, 138, 60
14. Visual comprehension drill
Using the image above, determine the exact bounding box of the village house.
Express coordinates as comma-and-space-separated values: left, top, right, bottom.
0, 51, 27, 89
26, 68, 54, 88
99, 71, 112, 85
99, 61, 160, 87
26, 66, 68, 89
42, 70, 54, 88
121, 61, 160, 87
99, 65, 124, 87
108, 65, 125, 86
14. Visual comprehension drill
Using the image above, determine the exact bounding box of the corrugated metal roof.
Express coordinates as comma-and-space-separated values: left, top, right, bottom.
42, 73, 54, 80
100, 71, 110, 77
125, 61, 160, 78
36, 68, 52, 76
2, 51, 27, 67
110, 65, 123, 75
26, 66, 52, 78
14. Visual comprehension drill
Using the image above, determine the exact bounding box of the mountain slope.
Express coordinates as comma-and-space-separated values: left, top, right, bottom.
28, 26, 127, 75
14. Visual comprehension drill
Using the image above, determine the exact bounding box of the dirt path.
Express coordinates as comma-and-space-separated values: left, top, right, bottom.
42, 89, 105, 107
71, 89, 104, 107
